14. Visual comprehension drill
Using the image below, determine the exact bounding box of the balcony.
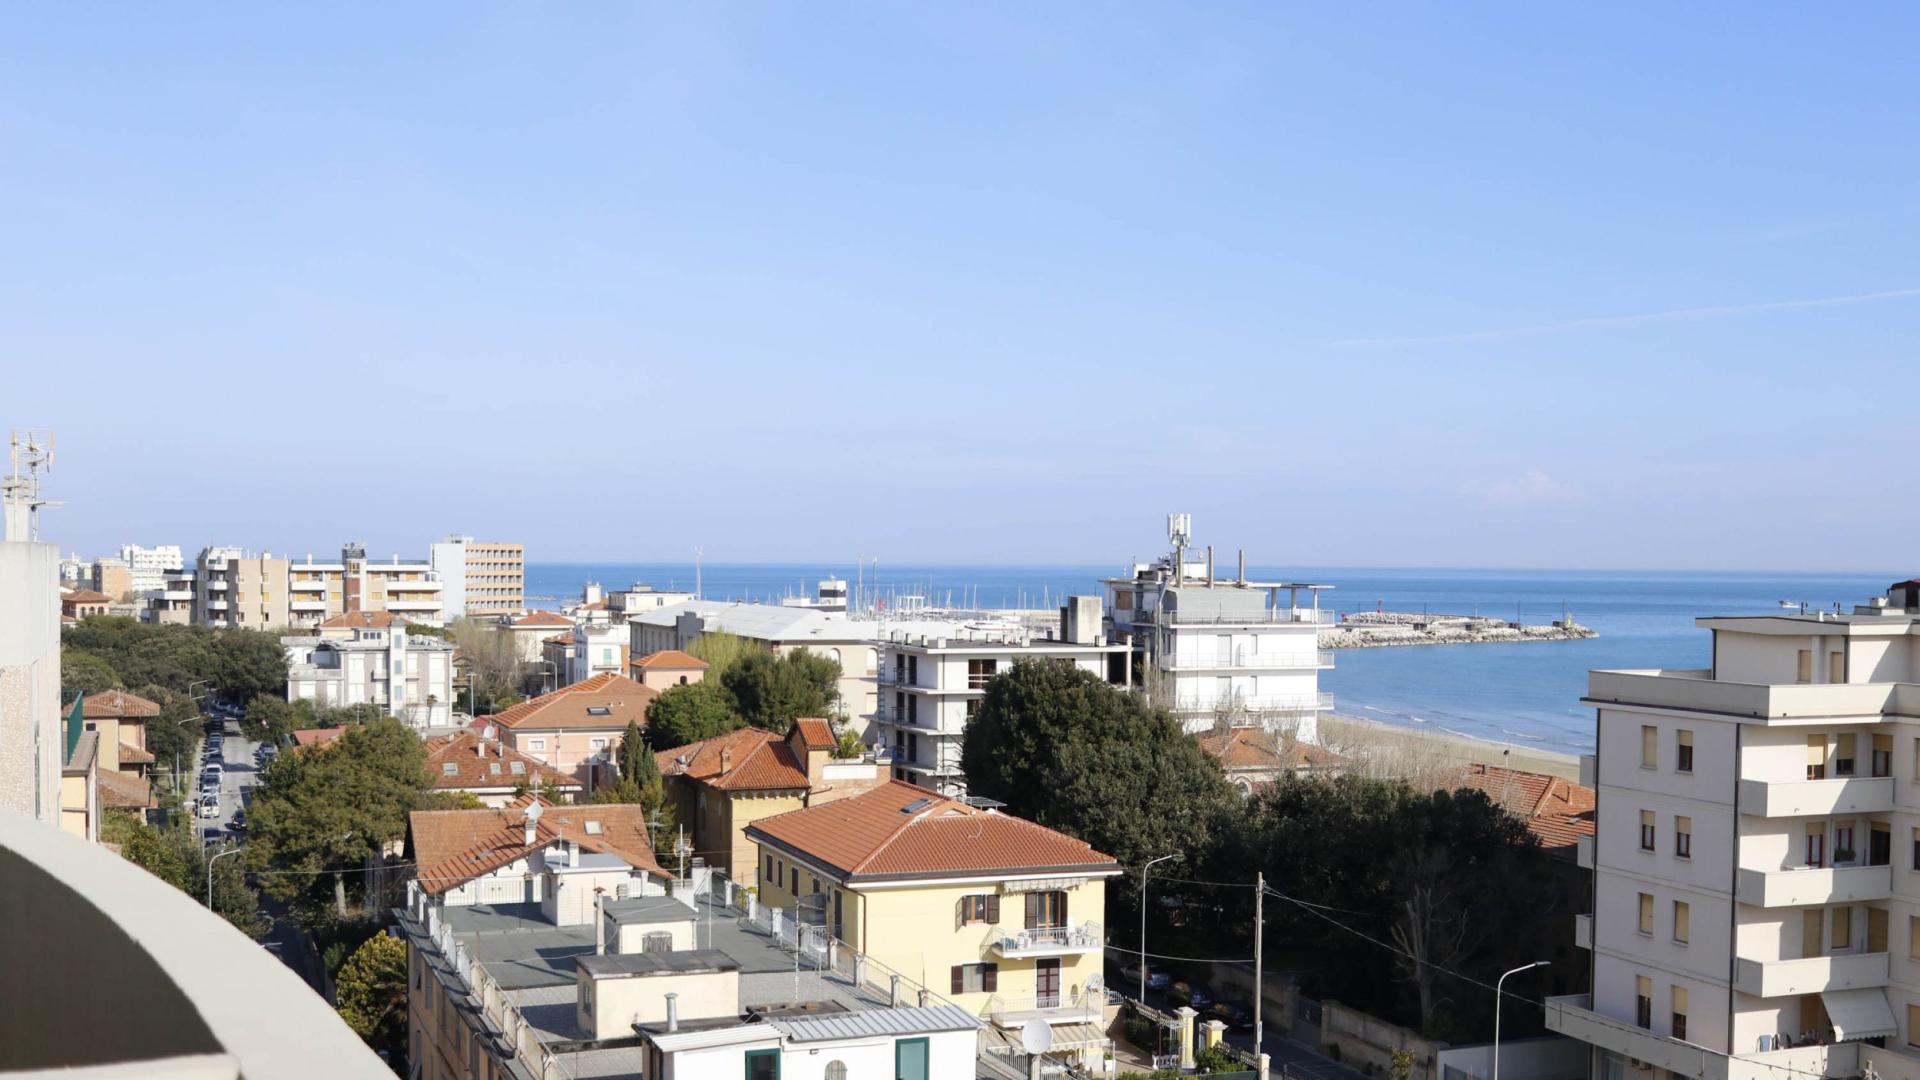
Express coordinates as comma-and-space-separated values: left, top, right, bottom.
383, 596, 443, 610
987, 988, 1117, 1027
1732, 952, 1889, 998
1576, 834, 1594, 870
1580, 753, 1597, 788
1736, 865, 1892, 908
204, 599, 229, 611
1542, 994, 1721, 1078
1574, 913, 1592, 950
205, 579, 228, 591
990, 921, 1103, 958
290, 579, 327, 591
289, 600, 328, 613
1166, 650, 1335, 672
1585, 669, 1917, 722
1169, 692, 1335, 716
1142, 608, 1334, 627
1737, 776, 1892, 817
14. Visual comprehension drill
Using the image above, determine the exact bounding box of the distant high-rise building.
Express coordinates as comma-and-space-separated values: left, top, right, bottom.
191, 546, 289, 630
430, 535, 524, 620
89, 557, 132, 602
115, 543, 182, 596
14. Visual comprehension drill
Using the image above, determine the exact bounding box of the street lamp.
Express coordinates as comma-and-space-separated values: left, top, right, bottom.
1494, 960, 1550, 1080
1138, 853, 1183, 1003
208, 846, 245, 909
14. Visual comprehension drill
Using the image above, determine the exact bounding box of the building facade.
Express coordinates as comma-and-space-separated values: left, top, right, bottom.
283, 613, 456, 729
429, 536, 525, 620
1549, 581, 1920, 1080
874, 600, 1130, 795
629, 602, 880, 731
480, 672, 658, 788
191, 546, 291, 629
116, 543, 183, 597
89, 558, 132, 601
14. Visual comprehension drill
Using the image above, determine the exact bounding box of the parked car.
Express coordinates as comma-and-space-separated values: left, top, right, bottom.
1169, 981, 1212, 1009
197, 794, 220, 818
1121, 963, 1173, 991
1208, 1002, 1252, 1030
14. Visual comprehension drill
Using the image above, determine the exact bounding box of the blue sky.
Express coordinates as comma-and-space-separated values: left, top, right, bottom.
7, 5, 1918, 569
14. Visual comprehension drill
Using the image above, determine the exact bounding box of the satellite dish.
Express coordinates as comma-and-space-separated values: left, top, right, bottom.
1021, 1018, 1054, 1056
526, 802, 544, 822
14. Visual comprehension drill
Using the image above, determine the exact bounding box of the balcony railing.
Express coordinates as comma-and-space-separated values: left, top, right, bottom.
990, 921, 1103, 957
1736, 864, 1892, 908
1543, 994, 1723, 1079
1732, 951, 1889, 998
1574, 913, 1592, 950
986, 987, 1119, 1025
1168, 692, 1335, 715
1737, 776, 1893, 817
1586, 669, 1920, 722
1166, 650, 1335, 671
1138, 608, 1334, 627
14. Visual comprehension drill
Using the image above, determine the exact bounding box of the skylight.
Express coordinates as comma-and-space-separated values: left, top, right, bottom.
585, 821, 603, 835
441, 763, 458, 775
900, 797, 934, 814
586, 706, 611, 716
510, 761, 526, 774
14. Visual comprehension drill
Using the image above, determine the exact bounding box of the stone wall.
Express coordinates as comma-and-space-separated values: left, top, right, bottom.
1322, 1000, 1448, 1080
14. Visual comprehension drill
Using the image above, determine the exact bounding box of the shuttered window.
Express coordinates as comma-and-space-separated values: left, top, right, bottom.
1641, 725, 1657, 768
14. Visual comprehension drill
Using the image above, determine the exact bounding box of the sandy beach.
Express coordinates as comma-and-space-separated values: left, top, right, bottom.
1319, 712, 1582, 784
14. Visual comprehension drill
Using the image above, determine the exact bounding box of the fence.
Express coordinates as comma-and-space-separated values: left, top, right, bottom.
1322, 1000, 1446, 1080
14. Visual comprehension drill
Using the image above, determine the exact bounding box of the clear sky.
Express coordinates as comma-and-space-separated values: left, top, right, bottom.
8, 5, 1919, 570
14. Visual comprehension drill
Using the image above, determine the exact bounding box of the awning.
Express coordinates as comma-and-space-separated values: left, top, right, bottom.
1046, 1023, 1111, 1051
1823, 988, 1897, 1042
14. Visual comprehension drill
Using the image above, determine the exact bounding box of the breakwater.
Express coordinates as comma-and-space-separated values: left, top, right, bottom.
1320, 611, 1596, 649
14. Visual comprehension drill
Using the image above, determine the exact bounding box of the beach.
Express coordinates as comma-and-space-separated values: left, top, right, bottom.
1318, 712, 1581, 784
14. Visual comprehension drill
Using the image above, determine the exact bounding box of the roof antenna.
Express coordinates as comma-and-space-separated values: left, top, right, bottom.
4, 430, 59, 542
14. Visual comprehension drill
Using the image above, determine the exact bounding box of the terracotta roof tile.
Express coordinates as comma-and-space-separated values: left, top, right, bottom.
484, 673, 657, 732
319, 611, 404, 630
1196, 728, 1346, 771
80, 690, 162, 720
410, 795, 669, 894
746, 780, 1120, 882
290, 727, 349, 750
791, 717, 835, 750
117, 744, 156, 765
63, 589, 113, 604
511, 611, 574, 628
657, 728, 809, 792
423, 731, 579, 792
1455, 763, 1596, 856
96, 769, 153, 809
632, 649, 708, 671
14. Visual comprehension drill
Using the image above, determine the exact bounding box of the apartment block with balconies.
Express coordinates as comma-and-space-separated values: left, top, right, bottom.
1550, 581, 1920, 1080
873, 597, 1129, 797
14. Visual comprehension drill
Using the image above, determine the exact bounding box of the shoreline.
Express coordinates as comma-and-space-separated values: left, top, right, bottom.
1318, 712, 1582, 784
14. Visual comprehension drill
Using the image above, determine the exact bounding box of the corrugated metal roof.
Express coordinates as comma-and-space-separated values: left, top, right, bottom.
771, 1004, 981, 1042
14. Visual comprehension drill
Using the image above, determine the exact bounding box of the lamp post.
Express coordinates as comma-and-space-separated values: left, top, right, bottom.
208, 845, 244, 909
1139, 853, 1183, 1003
1494, 960, 1550, 1080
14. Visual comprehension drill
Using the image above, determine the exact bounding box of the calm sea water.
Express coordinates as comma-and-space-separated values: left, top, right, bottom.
528, 562, 1896, 754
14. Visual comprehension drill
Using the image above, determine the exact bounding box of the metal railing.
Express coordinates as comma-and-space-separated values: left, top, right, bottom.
1168, 650, 1335, 670
1169, 692, 1335, 713
1137, 608, 1334, 626
991, 921, 1103, 954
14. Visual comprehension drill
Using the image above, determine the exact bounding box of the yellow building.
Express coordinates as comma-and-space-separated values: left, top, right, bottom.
656, 717, 883, 887
746, 780, 1121, 1062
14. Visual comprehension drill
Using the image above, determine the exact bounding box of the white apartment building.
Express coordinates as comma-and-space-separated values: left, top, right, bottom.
563, 623, 628, 686
429, 535, 525, 620
283, 543, 446, 629
1549, 580, 1920, 1080
145, 567, 194, 624
875, 597, 1130, 795
630, 602, 879, 728
283, 618, 457, 730
116, 543, 183, 597
1105, 515, 1334, 743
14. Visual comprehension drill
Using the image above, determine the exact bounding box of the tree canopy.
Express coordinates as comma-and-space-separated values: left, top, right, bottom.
102, 812, 265, 935
61, 618, 289, 703
720, 648, 840, 735
645, 680, 744, 749
960, 659, 1237, 873
335, 933, 408, 1066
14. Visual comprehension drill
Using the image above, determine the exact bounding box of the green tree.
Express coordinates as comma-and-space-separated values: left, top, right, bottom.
448, 617, 522, 710
243, 692, 299, 743
60, 647, 123, 697
142, 685, 201, 787
335, 933, 408, 1069
720, 648, 840, 734
246, 716, 431, 922
59, 619, 287, 702
619, 719, 659, 788
102, 812, 266, 935
686, 629, 755, 675
960, 659, 1236, 872
646, 680, 743, 749
315, 703, 390, 727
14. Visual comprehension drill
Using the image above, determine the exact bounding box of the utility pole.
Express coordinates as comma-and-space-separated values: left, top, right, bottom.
1254, 871, 1265, 1053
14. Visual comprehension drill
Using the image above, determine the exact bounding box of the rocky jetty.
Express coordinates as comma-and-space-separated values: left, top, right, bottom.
1320, 611, 1596, 649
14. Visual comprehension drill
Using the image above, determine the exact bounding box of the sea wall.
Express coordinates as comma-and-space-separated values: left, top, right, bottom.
1321, 612, 1595, 649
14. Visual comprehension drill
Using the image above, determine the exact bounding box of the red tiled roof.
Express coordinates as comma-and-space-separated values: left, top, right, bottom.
791, 717, 835, 750
544, 633, 573, 646
1455, 763, 1596, 855
657, 728, 809, 792
96, 769, 154, 809
484, 673, 657, 732
423, 732, 578, 792
290, 727, 349, 749
410, 794, 668, 895
746, 780, 1120, 882
80, 689, 162, 720
319, 611, 404, 630
1196, 728, 1346, 771
512, 611, 574, 628
63, 589, 114, 605
117, 744, 156, 765
632, 649, 708, 671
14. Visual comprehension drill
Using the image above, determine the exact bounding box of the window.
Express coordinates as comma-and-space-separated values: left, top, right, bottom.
1676, 730, 1693, 773
1831, 651, 1846, 684
968, 658, 999, 690
1026, 890, 1068, 930
766, 855, 774, 883
959, 894, 1001, 925
442, 762, 459, 775
896, 1038, 930, 1080
1641, 726, 1657, 768
1798, 649, 1813, 683
1673, 901, 1690, 944
1672, 986, 1688, 1041
1837, 824, 1857, 863
1635, 977, 1652, 1029
642, 932, 674, 953
1807, 824, 1825, 869
1909, 1004, 1920, 1049
1640, 810, 1656, 852
949, 963, 998, 994
746, 1048, 780, 1080
1875, 734, 1894, 778
529, 739, 547, 752
590, 738, 608, 751
1909, 916, 1920, 961
1836, 734, 1858, 777
1803, 909, 1825, 958
509, 761, 525, 775
1675, 816, 1692, 860
1835, 906, 1853, 949
825, 1064, 848, 1080
1638, 893, 1654, 935
1808, 735, 1827, 780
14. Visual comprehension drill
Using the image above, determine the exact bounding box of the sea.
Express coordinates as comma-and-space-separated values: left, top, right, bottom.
525, 563, 1896, 755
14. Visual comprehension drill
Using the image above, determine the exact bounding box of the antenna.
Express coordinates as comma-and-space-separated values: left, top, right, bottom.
3, 429, 59, 542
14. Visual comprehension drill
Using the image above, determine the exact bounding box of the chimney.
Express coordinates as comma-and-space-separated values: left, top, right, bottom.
475, 740, 484, 758
523, 813, 537, 847
665, 992, 679, 1032
594, 889, 607, 955
1206, 545, 1215, 586
719, 748, 733, 775
1237, 549, 1246, 586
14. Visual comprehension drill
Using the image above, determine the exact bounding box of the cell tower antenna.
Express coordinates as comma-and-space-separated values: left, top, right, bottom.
4, 429, 60, 542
